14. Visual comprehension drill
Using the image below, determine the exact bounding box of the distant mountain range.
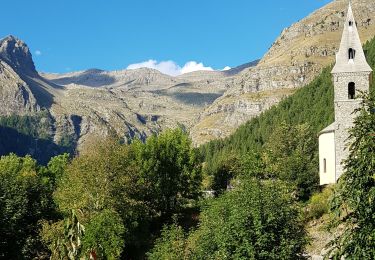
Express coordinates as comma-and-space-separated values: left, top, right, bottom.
1, 0, 375, 157
0, 34, 258, 153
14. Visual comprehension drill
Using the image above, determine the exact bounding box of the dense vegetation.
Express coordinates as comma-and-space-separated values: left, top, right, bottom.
0, 110, 74, 164
0, 153, 68, 258
0, 127, 309, 259
40, 129, 202, 259
200, 66, 334, 174
149, 179, 307, 260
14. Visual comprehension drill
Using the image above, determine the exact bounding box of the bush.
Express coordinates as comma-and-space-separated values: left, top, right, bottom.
147, 223, 188, 260
149, 179, 308, 260
304, 186, 333, 221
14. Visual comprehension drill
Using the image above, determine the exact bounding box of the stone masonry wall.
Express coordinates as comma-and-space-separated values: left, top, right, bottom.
333, 72, 371, 180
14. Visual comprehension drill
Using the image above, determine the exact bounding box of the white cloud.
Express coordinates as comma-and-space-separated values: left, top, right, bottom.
127, 60, 180, 76
34, 50, 42, 56
126, 59, 214, 76
180, 61, 213, 74
222, 66, 231, 71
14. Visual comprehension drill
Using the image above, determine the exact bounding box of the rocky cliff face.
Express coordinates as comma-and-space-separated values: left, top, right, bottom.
0, 35, 37, 76
43, 67, 237, 149
0, 36, 40, 116
191, 0, 375, 145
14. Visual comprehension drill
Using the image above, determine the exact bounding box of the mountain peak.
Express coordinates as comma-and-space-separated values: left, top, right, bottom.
0, 35, 37, 75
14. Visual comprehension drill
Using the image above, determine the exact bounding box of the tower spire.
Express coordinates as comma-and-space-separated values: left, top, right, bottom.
332, 1, 372, 73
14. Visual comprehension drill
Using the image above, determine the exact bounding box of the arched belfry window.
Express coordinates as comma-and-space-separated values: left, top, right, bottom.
348, 82, 355, 99
349, 21, 353, 26
348, 48, 356, 59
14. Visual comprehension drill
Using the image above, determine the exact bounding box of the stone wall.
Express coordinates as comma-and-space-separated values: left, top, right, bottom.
333, 72, 371, 100
333, 71, 370, 180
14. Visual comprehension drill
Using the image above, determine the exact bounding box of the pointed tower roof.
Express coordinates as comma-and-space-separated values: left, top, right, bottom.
332, 2, 372, 73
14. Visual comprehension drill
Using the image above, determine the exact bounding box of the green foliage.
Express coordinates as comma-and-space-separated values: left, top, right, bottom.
83, 210, 125, 260
263, 123, 319, 200
200, 67, 335, 200
149, 179, 307, 260
364, 39, 375, 93
304, 186, 334, 221
41, 209, 85, 260
148, 223, 188, 260
328, 93, 375, 259
201, 66, 335, 172
134, 128, 202, 218
50, 138, 147, 258
43, 130, 202, 258
205, 123, 319, 200
239, 151, 266, 179
209, 153, 241, 195
0, 154, 56, 259
0, 109, 51, 139
45, 153, 70, 184
0, 110, 74, 164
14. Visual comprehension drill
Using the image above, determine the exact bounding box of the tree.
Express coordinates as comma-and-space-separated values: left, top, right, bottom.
43, 130, 202, 259
263, 123, 319, 200
149, 179, 307, 260
147, 222, 188, 260
45, 138, 147, 259
133, 128, 202, 218
83, 209, 125, 260
328, 93, 375, 259
208, 153, 242, 195
0, 154, 54, 259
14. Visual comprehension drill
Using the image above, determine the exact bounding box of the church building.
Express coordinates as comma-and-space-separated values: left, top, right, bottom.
319, 2, 372, 185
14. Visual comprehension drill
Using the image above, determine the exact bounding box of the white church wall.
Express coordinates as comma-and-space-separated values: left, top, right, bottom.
319, 132, 336, 185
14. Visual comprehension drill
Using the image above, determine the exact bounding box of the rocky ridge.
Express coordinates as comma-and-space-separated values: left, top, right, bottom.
0, 36, 40, 116
0, 35, 256, 150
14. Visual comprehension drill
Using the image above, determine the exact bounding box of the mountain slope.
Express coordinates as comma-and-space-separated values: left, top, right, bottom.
201, 34, 375, 176
0, 36, 252, 157
191, 0, 375, 145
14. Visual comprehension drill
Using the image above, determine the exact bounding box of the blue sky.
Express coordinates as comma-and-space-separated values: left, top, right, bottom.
1, 0, 331, 74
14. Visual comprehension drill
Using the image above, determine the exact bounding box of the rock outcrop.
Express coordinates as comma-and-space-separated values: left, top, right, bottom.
0, 36, 40, 115
0, 60, 39, 115
0, 35, 37, 76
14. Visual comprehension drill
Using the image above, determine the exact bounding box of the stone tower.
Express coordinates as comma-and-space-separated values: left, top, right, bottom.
331, 2, 372, 180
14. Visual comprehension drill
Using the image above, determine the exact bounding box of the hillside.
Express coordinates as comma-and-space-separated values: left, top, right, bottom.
192, 0, 375, 145
201, 34, 375, 179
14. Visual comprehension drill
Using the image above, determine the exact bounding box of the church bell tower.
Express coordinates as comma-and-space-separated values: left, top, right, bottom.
331, 2, 372, 181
